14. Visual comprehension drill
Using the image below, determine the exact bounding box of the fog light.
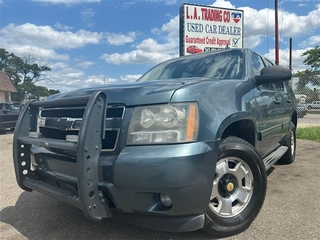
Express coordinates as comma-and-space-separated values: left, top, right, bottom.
160, 193, 172, 207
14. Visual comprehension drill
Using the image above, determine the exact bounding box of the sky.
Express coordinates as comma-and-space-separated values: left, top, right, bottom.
0, 0, 319, 93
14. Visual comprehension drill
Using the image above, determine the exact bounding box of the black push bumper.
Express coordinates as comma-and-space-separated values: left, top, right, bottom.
13, 91, 112, 220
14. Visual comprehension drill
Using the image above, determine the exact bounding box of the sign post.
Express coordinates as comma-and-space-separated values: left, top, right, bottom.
179, 3, 244, 56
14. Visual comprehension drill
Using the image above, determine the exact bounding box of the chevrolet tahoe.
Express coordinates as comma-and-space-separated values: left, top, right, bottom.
13, 48, 297, 238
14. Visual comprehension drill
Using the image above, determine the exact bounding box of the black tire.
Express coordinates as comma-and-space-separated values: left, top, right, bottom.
279, 122, 296, 164
203, 136, 267, 238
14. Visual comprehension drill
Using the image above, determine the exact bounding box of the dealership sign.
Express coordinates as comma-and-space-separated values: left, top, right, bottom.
179, 3, 244, 56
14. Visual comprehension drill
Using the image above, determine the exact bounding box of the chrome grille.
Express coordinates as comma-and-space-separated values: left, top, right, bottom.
38, 105, 124, 151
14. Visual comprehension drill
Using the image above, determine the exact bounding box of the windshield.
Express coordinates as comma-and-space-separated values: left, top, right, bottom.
137, 50, 244, 82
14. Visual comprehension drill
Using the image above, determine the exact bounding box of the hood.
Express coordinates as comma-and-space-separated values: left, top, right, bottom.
47, 78, 206, 106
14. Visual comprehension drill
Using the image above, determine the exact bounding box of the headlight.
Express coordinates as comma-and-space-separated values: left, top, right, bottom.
127, 102, 199, 145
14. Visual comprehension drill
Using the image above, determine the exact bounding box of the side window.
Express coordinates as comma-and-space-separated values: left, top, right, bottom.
252, 53, 273, 90
265, 59, 286, 92
274, 82, 284, 91
251, 53, 265, 76
264, 59, 274, 67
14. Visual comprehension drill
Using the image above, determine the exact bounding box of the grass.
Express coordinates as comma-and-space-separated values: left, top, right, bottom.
296, 126, 320, 143
307, 110, 320, 115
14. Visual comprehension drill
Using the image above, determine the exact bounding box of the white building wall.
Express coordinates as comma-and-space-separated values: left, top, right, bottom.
0, 91, 5, 102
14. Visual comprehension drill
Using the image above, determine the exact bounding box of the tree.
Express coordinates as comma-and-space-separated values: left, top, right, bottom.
0, 48, 60, 102
294, 46, 320, 89
11, 81, 60, 102
0, 49, 52, 84
0, 48, 24, 85
49, 89, 60, 95
302, 45, 320, 71
20, 54, 52, 83
294, 69, 320, 89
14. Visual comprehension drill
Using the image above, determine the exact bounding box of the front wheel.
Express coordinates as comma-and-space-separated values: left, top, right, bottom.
203, 136, 267, 238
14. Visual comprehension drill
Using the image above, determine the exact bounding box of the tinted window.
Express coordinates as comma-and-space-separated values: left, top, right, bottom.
274, 82, 284, 91
137, 50, 244, 82
252, 53, 273, 90
251, 53, 265, 76
264, 59, 274, 67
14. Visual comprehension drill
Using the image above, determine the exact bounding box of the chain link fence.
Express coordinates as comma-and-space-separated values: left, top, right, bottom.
292, 73, 320, 128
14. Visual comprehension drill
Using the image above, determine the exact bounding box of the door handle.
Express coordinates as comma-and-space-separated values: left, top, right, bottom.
274, 98, 281, 104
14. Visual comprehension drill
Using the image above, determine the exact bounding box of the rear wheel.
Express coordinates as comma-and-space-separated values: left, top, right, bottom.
203, 136, 267, 238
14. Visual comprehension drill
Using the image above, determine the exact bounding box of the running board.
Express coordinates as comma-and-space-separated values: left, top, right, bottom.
263, 146, 288, 170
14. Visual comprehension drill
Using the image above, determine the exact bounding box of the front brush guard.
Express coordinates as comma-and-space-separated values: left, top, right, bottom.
13, 91, 112, 220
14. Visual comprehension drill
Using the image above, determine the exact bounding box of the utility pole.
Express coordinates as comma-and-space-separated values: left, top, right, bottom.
289, 38, 292, 70
275, 0, 279, 65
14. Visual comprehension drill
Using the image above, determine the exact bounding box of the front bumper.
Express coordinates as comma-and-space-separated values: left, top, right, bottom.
12, 91, 219, 232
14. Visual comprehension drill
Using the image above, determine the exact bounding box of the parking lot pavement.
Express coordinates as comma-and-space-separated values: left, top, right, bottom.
1, 133, 319, 240
298, 113, 320, 127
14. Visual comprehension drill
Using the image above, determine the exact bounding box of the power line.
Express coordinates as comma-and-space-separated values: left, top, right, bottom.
267, 0, 269, 58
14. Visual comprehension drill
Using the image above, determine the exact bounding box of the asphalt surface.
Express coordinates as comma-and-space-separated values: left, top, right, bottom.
298, 113, 320, 127
0, 132, 319, 240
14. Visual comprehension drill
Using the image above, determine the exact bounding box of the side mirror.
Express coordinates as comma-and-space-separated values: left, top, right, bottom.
255, 66, 292, 86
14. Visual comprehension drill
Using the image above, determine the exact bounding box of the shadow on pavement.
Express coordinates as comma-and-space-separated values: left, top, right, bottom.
0, 129, 14, 135
0, 191, 213, 240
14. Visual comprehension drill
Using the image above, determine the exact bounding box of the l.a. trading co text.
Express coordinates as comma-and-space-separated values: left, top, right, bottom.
184, 5, 242, 47
186, 6, 238, 23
